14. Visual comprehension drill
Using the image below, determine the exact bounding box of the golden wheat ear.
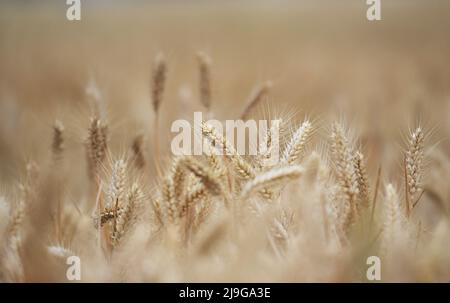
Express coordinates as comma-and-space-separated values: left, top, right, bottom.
404, 126, 425, 216
111, 182, 144, 248
353, 150, 370, 210
240, 165, 304, 200
179, 157, 223, 197
180, 183, 208, 219
281, 119, 313, 165
256, 119, 281, 170
201, 121, 254, 180
201, 121, 275, 200
162, 176, 178, 224
330, 122, 359, 234
98, 159, 127, 253
86, 116, 108, 181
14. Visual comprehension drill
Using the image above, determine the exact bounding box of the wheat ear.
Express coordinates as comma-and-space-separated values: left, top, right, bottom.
330, 123, 359, 232
1, 163, 38, 282
383, 184, 404, 246
202, 121, 273, 199
151, 53, 167, 176
202, 141, 227, 180
162, 176, 178, 224
151, 53, 167, 114
240, 81, 272, 120
353, 150, 370, 209
106, 160, 126, 209
240, 165, 304, 199
196, 52, 212, 112
170, 156, 186, 200
101, 159, 126, 251
405, 126, 425, 214
180, 157, 223, 196
111, 182, 143, 247
86, 117, 108, 181
282, 120, 313, 165
201, 121, 254, 180
256, 119, 281, 169
131, 134, 146, 170
179, 183, 208, 219
51, 120, 64, 162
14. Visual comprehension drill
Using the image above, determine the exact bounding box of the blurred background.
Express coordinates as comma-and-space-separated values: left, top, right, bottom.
0, 0, 450, 186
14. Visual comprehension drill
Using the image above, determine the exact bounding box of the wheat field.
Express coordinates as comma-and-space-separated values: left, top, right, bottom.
1, 0, 450, 282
